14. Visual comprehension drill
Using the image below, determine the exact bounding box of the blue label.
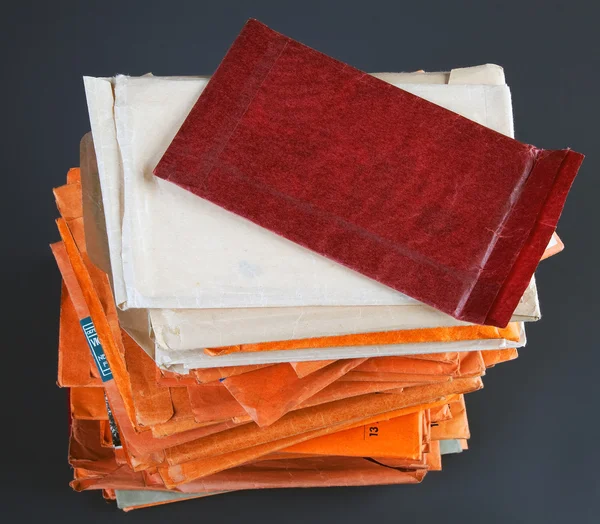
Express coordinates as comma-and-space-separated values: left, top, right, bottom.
80, 316, 113, 382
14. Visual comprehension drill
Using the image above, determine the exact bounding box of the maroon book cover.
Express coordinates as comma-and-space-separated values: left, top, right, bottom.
154, 19, 583, 327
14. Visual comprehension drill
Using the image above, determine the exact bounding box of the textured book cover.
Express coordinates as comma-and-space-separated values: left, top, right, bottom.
155, 19, 583, 327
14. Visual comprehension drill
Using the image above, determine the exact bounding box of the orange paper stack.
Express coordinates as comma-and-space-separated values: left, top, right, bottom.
51, 166, 562, 511
50, 38, 579, 508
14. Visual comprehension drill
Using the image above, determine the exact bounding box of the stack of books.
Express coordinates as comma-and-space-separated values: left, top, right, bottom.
50, 20, 582, 511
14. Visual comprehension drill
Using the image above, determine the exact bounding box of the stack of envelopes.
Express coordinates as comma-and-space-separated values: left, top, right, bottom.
50, 19, 583, 511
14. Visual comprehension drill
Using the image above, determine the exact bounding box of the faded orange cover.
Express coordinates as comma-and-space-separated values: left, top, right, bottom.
222, 359, 366, 426
206, 323, 521, 356
431, 396, 470, 441
283, 411, 424, 459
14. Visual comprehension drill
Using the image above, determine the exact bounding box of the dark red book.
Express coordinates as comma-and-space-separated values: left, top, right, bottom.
154, 19, 583, 327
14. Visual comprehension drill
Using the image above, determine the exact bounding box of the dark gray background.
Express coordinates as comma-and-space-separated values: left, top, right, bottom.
2, 0, 598, 522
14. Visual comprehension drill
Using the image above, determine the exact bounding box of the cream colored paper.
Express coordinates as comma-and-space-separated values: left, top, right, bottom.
81, 136, 526, 371
82, 66, 540, 355
84, 66, 539, 313
155, 324, 526, 370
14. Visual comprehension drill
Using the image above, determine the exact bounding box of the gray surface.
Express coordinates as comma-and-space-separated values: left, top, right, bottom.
2, 0, 598, 522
